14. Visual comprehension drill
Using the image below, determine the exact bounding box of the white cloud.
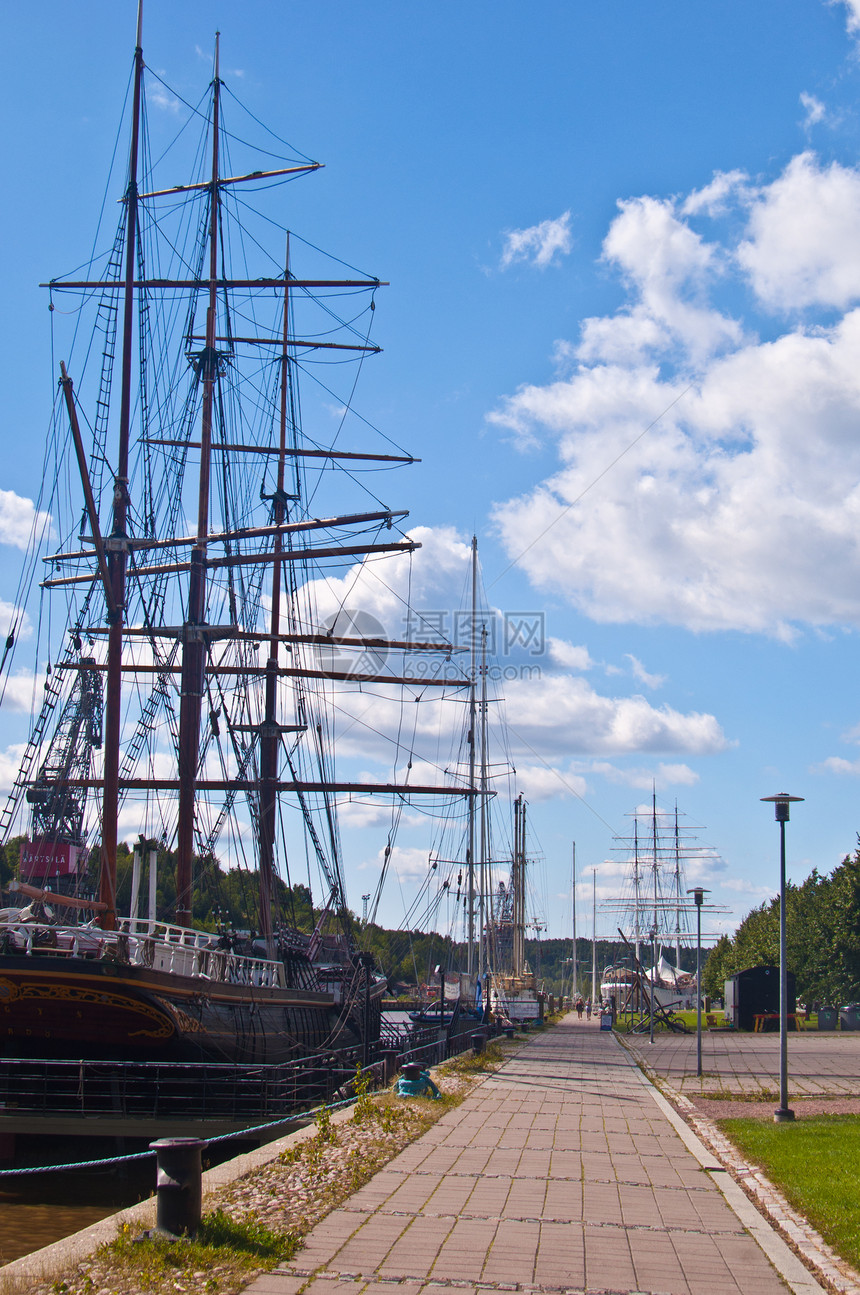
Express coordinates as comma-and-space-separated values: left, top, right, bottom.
835, 0, 860, 35
737, 154, 860, 311
363, 844, 434, 883
681, 170, 749, 218
490, 153, 860, 637
800, 91, 826, 130
0, 744, 26, 795
0, 490, 50, 551
288, 526, 728, 788
625, 654, 665, 689
149, 85, 181, 114
588, 760, 699, 789
0, 670, 41, 713
547, 638, 592, 671
504, 673, 728, 757
587, 195, 743, 364
514, 763, 587, 802
500, 212, 572, 270
0, 601, 30, 640
723, 876, 774, 900
812, 755, 860, 775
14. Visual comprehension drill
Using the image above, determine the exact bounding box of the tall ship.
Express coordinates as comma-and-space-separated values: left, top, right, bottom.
485, 795, 543, 1024
599, 792, 715, 1012
0, 10, 475, 1071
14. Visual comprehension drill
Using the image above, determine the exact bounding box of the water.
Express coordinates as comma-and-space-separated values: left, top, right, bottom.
0, 1160, 155, 1264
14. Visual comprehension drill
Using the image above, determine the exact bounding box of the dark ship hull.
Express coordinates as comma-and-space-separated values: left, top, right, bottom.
0, 954, 385, 1065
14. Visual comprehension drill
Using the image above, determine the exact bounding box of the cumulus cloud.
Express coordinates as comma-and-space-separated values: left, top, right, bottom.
0, 744, 26, 795
500, 212, 572, 270
503, 673, 728, 757
514, 763, 588, 802
0, 490, 50, 551
1, 670, 41, 713
490, 153, 860, 637
286, 527, 728, 807
738, 154, 860, 311
547, 638, 592, 671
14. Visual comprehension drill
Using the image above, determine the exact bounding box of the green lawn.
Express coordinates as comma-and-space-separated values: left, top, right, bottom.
720, 1114, 860, 1271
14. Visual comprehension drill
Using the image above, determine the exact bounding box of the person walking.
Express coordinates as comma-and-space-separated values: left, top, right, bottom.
576, 998, 584, 1019
585, 1001, 592, 1021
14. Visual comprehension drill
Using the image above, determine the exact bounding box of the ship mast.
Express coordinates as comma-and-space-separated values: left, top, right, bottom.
175, 35, 222, 927
99, 1, 144, 931
257, 238, 295, 954
511, 793, 525, 976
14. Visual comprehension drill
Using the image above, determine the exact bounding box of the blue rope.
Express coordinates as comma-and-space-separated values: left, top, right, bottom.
0, 1095, 356, 1178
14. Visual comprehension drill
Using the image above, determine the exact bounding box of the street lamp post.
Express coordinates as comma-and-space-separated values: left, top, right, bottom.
761, 793, 804, 1124
687, 887, 709, 1079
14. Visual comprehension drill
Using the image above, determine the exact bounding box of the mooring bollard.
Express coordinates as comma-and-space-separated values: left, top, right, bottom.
520, 1022, 529, 1033
150, 1137, 207, 1238
401, 1061, 423, 1082
470, 1032, 485, 1055
504, 1026, 515, 1039
382, 1048, 399, 1084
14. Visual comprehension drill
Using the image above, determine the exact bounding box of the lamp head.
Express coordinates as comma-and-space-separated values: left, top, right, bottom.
761, 793, 804, 823
687, 886, 708, 906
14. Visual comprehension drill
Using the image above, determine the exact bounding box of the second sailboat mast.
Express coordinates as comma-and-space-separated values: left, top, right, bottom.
176, 35, 222, 927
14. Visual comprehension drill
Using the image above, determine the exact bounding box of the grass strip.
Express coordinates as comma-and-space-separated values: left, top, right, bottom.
719, 1113, 860, 1271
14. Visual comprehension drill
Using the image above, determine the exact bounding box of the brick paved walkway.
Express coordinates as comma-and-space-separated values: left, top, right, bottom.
621, 1026, 860, 1097
245, 1016, 823, 1295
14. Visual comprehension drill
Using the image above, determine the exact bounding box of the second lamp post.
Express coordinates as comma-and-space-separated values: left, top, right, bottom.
760, 792, 804, 1124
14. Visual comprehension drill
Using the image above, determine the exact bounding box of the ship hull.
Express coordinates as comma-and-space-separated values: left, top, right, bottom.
0, 955, 382, 1065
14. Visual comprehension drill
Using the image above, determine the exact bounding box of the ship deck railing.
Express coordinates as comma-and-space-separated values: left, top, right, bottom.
0, 918, 286, 988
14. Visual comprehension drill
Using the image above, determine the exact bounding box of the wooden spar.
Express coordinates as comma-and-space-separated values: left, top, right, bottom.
141, 441, 415, 462
58, 364, 117, 618
44, 508, 411, 562
58, 662, 470, 688
47, 779, 484, 796
61, 627, 464, 653
191, 336, 381, 352
137, 162, 323, 197
175, 34, 221, 929
6, 880, 108, 913
43, 277, 386, 290
99, 6, 144, 934
42, 540, 419, 588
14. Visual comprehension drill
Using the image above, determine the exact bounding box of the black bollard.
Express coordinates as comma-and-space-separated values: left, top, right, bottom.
504, 1026, 515, 1039
149, 1137, 207, 1238
401, 1061, 423, 1082
382, 1048, 399, 1084
470, 1032, 485, 1055
520, 1022, 529, 1033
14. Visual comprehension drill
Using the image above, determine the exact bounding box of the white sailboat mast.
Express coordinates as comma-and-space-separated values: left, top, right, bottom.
467, 536, 477, 976
571, 841, 577, 1002
591, 866, 598, 1006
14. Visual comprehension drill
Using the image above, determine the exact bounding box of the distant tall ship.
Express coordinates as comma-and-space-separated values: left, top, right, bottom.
600, 792, 716, 1012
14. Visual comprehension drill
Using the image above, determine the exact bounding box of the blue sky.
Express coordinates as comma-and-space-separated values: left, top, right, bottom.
3, 1, 860, 947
